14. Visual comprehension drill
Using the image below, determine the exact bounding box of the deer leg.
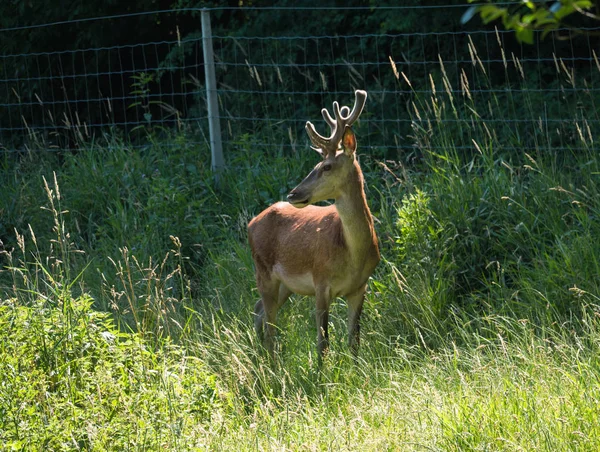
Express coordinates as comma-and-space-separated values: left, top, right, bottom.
315, 287, 331, 362
347, 285, 367, 357
254, 286, 290, 338
254, 298, 266, 341
255, 279, 291, 356
254, 279, 278, 356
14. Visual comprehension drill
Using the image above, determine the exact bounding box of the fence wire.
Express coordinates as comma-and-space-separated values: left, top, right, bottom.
1, 5, 599, 157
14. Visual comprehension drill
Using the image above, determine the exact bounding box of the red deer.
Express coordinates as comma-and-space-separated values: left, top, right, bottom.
248, 90, 379, 361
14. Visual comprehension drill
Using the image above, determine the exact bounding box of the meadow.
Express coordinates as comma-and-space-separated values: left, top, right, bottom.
1, 53, 600, 450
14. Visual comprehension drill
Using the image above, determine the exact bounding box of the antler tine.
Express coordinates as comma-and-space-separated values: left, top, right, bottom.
341, 90, 367, 126
320, 101, 344, 155
321, 108, 336, 129
305, 121, 328, 150
305, 102, 341, 155
329, 91, 367, 149
305, 90, 367, 156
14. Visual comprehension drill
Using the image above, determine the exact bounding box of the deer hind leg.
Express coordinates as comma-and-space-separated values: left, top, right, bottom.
347, 285, 367, 357
254, 277, 291, 356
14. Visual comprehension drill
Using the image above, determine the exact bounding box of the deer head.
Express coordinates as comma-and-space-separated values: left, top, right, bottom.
286, 90, 367, 208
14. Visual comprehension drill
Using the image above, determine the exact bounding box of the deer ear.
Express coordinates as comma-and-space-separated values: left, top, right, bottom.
342, 127, 357, 155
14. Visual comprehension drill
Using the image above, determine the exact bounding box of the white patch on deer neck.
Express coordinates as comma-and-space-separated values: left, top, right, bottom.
273, 263, 315, 296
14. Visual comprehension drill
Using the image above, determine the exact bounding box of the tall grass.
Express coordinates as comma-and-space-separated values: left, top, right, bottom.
2, 37, 600, 450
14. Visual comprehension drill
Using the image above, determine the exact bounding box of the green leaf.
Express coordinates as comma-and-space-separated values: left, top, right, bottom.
516, 27, 534, 44
532, 8, 556, 25
480, 5, 507, 24
522, 14, 535, 25
541, 23, 560, 39
533, 17, 559, 27
503, 13, 520, 29
553, 4, 575, 20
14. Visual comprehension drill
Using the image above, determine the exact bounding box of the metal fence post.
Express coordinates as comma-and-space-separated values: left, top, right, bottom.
201, 8, 224, 173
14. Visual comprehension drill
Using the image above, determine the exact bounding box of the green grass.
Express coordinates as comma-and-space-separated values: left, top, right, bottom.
2, 52, 600, 450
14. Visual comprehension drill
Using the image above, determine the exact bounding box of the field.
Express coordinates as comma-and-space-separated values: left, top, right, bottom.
2, 54, 600, 451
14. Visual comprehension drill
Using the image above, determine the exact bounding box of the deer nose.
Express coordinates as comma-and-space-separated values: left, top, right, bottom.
287, 190, 308, 205
286, 191, 299, 202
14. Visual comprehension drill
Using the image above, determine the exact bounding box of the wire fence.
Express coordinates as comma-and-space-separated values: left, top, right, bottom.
1, 5, 599, 159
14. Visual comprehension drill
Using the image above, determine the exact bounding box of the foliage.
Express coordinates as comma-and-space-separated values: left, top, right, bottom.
0, 179, 223, 450
0, 298, 222, 450
462, 0, 599, 43
2, 137, 600, 447
1, 4, 600, 448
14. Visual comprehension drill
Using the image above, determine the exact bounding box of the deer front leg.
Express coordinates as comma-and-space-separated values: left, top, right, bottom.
347, 285, 367, 356
315, 286, 332, 362
254, 298, 266, 341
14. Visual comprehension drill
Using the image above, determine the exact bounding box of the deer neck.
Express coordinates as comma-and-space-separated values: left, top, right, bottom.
334, 159, 376, 264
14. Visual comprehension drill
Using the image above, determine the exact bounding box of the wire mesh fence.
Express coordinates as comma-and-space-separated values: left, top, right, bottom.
1, 5, 599, 159
0, 36, 206, 151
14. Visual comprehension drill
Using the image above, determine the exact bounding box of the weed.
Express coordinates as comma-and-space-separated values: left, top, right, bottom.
1, 41, 600, 449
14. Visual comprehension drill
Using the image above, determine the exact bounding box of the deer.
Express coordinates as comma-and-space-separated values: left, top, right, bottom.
248, 90, 380, 362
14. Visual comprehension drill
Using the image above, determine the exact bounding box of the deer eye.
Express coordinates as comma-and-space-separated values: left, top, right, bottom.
323, 164, 332, 172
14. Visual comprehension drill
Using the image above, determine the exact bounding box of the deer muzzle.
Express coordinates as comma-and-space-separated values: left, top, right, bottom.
287, 189, 310, 208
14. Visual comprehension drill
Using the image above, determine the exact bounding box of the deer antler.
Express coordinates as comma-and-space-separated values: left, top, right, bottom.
305, 90, 367, 156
